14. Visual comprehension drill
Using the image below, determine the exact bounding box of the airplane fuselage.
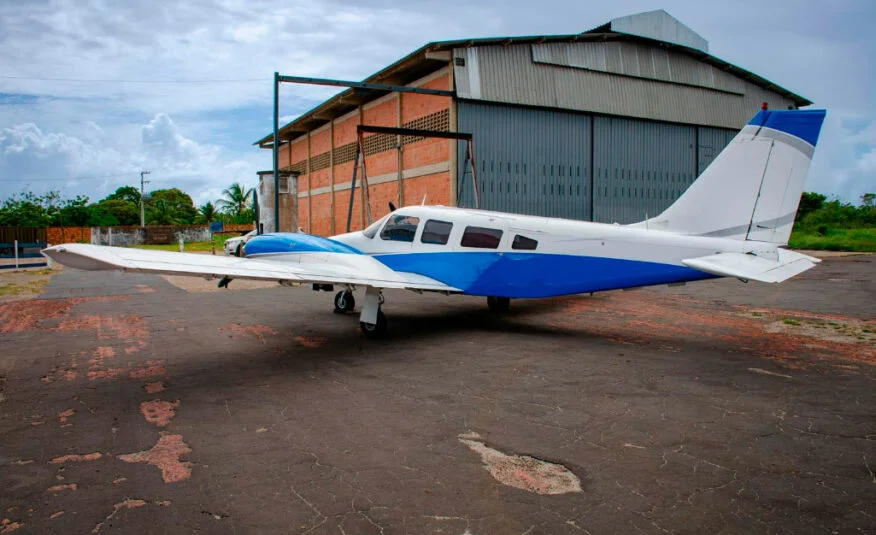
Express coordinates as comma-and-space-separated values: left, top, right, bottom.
244, 205, 771, 298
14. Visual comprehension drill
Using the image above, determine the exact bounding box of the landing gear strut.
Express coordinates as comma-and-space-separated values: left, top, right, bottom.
487, 296, 510, 313
359, 287, 387, 339
333, 290, 355, 314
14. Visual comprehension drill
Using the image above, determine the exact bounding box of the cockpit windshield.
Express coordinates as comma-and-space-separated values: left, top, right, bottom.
362, 214, 390, 239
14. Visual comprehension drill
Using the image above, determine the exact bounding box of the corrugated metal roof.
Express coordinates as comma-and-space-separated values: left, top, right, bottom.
256, 11, 811, 146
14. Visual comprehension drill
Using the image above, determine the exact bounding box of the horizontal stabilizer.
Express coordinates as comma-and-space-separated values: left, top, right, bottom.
682, 249, 820, 283
42, 244, 459, 292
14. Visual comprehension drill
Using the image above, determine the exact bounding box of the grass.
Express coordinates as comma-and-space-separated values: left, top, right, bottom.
782, 318, 801, 326
128, 234, 237, 253
0, 269, 53, 298
788, 227, 876, 252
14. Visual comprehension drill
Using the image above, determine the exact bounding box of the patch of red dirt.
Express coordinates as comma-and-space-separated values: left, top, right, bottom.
118, 433, 192, 483
144, 381, 165, 394
56, 314, 147, 344
0, 299, 77, 333
295, 336, 327, 349
46, 484, 77, 493
129, 360, 166, 379
0, 519, 23, 533
49, 511, 64, 520
219, 323, 277, 343
139, 400, 179, 427
550, 292, 876, 370
87, 368, 126, 380
50, 452, 102, 464
56, 409, 74, 423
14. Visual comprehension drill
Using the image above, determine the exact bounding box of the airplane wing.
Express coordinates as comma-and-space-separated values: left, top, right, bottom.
42, 244, 459, 292
682, 249, 820, 283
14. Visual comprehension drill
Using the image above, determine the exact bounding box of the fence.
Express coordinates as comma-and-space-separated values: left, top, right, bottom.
0, 227, 49, 269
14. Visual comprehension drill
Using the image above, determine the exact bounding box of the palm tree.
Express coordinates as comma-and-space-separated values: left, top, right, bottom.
198, 201, 218, 223
217, 183, 253, 218
146, 200, 180, 225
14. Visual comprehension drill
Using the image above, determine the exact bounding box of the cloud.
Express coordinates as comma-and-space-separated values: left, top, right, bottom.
0, 0, 873, 206
0, 114, 262, 204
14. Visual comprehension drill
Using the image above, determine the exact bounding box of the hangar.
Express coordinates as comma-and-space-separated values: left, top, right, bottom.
255, 9, 810, 234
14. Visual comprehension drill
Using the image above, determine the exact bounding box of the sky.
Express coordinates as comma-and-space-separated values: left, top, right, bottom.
0, 0, 873, 207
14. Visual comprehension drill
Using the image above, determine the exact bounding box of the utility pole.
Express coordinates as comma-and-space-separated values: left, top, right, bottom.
139, 171, 151, 227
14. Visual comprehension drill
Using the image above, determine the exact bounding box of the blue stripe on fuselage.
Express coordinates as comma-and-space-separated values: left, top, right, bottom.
374, 252, 715, 298
244, 233, 363, 256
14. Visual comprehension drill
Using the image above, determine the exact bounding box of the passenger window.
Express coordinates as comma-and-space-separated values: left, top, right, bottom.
461, 226, 503, 249
512, 235, 538, 250
421, 220, 453, 245
380, 214, 420, 242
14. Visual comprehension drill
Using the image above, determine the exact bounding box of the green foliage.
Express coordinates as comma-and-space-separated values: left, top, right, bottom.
106, 186, 141, 205
94, 199, 139, 225
146, 200, 181, 225
217, 183, 253, 220
788, 227, 876, 252
197, 201, 218, 224
795, 192, 826, 222
789, 192, 876, 252
146, 188, 197, 224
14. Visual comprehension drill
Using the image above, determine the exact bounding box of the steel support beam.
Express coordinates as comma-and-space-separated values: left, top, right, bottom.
276, 75, 453, 97
272, 72, 280, 232
356, 125, 472, 140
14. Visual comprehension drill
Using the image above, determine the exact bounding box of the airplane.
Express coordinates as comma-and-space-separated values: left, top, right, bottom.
43, 108, 826, 339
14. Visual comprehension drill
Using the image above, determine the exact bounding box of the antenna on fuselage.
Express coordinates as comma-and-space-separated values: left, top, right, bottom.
421, 194, 427, 205
388, 202, 396, 212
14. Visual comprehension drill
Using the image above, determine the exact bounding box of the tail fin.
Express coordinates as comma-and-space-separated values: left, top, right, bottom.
640, 109, 826, 244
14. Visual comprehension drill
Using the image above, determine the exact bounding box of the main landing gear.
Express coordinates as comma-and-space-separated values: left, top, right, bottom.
332, 287, 387, 339
487, 296, 511, 313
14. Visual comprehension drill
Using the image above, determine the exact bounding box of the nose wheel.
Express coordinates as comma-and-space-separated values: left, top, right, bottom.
333, 290, 355, 314
487, 296, 511, 313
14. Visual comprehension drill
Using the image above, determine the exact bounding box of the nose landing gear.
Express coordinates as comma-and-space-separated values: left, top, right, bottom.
333, 290, 355, 314
487, 296, 511, 313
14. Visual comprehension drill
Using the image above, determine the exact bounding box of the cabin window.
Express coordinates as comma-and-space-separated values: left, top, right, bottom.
362, 214, 389, 239
421, 220, 453, 245
461, 226, 503, 249
511, 235, 538, 250
380, 214, 420, 242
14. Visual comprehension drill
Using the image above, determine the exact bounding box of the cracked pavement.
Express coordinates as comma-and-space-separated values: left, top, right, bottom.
0, 256, 874, 534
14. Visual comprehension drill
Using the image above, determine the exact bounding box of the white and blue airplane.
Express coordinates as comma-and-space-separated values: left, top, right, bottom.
44, 109, 826, 338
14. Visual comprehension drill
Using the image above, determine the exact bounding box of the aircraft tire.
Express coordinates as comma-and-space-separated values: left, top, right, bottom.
360, 309, 387, 339
487, 296, 510, 313
333, 290, 355, 314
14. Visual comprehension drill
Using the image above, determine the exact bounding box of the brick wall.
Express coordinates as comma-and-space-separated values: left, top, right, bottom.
47, 227, 90, 244
288, 67, 453, 236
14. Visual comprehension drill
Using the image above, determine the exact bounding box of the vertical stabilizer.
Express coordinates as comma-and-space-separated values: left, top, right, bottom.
638, 109, 826, 244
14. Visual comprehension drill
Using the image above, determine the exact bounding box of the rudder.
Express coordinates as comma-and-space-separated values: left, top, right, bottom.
638, 109, 826, 245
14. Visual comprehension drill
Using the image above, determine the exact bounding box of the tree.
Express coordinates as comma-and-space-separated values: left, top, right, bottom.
217, 183, 253, 219
95, 199, 140, 225
0, 192, 52, 226
796, 192, 826, 223
106, 186, 141, 205
861, 193, 875, 207
197, 201, 218, 223
146, 200, 180, 225
146, 188, 197, 224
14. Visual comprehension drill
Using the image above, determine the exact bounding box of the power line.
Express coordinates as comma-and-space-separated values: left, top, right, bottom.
0, 172, 141, 183
0, 75, 268, 84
